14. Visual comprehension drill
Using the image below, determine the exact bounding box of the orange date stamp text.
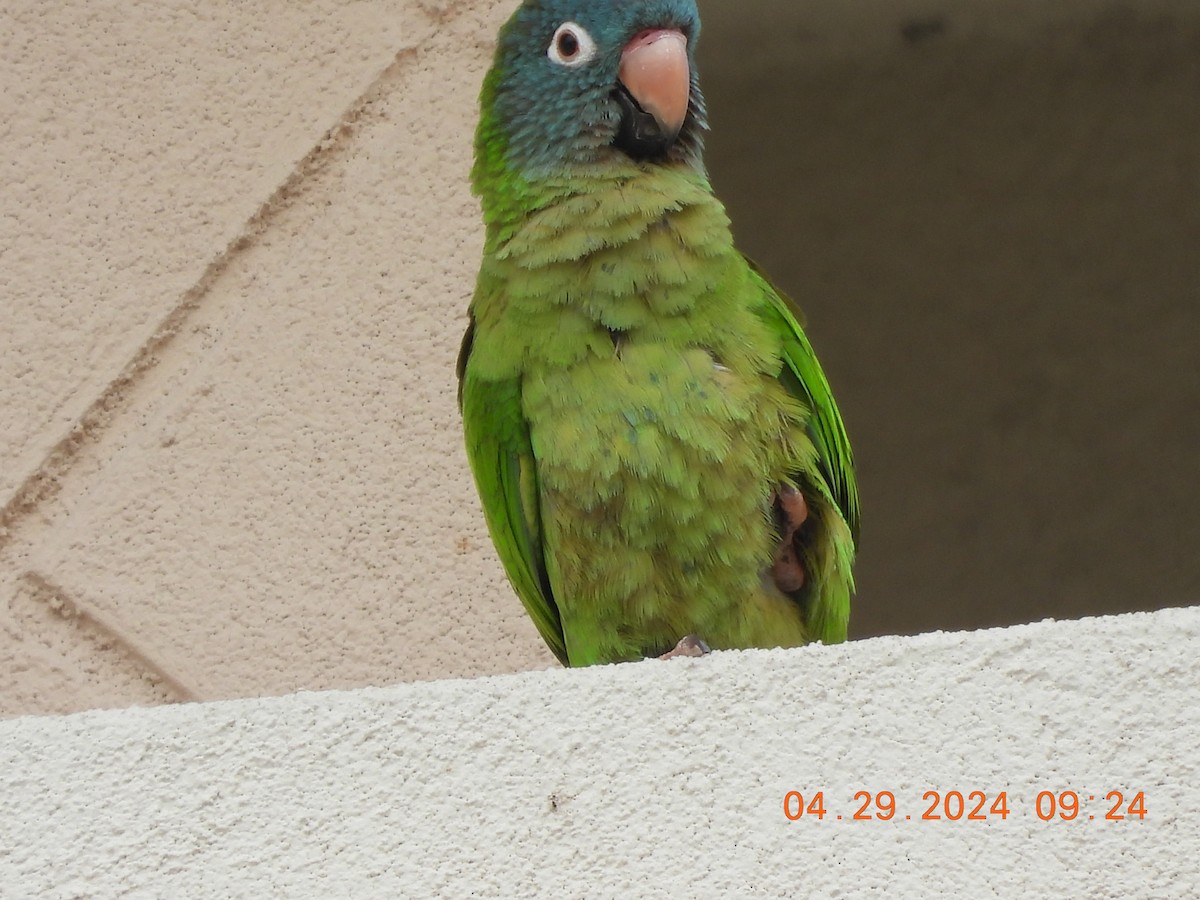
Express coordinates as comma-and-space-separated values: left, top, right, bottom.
782, 790, 1147, 823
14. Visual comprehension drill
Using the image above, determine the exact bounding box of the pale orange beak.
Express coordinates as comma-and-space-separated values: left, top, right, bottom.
617, 29, 690, 141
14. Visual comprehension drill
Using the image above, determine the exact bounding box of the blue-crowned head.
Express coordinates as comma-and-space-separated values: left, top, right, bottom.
478, 0, 708, 178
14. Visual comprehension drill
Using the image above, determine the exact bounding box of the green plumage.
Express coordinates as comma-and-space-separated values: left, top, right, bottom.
458, 0, 857, 666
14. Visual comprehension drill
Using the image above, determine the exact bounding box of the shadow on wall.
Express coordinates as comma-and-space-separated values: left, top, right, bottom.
699, 1, 1200, 638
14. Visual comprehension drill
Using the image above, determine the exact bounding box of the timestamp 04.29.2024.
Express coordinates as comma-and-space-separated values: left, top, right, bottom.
782, 790, 1148, 823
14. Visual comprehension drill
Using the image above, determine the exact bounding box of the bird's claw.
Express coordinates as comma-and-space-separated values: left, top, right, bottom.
657, 634, 711, 660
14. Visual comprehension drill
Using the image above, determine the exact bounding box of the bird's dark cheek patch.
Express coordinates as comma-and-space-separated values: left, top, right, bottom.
612, 84, 674, 160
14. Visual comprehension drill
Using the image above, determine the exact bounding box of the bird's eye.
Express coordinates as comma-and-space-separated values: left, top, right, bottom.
547, 22, 597, 67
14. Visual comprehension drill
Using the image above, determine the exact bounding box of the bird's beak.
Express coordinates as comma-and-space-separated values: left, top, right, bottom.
617, 29, 690, 143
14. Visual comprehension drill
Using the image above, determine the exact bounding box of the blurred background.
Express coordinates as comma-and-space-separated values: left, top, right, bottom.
699, 0, 1200, 637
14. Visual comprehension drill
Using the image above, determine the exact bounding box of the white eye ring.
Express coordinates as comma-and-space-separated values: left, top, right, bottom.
547, 22, 597, 67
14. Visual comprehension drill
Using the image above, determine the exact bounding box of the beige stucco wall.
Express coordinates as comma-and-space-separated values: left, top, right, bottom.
2, 0, 553, 717
3, 0, 1197, 718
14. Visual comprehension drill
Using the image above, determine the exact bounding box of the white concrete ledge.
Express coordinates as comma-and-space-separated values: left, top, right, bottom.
2, 606, 1196, 896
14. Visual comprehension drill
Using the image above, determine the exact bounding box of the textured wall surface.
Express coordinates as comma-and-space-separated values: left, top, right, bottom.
1, 0, 556, 719
2, 608, 1197, 896
3, 0, 1198, 719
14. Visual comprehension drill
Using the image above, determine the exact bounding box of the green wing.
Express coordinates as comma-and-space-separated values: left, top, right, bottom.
457, 320, 567, 664
749, 261, 858, 644
748, 261, 860, 544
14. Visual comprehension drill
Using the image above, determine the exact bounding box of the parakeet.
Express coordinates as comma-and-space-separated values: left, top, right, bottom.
458, 0, 859, 666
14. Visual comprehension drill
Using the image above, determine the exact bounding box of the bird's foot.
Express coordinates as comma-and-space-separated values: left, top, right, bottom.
771, 483, 809, 593
657, 634, 711, 660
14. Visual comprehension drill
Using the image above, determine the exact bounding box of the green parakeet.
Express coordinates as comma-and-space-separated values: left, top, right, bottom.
458, 0, 859, 666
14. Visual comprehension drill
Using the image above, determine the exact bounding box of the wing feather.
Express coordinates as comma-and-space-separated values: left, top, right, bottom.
458, 320, 567, 664
749, 261, 858, 644
748, 261, 860, 544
